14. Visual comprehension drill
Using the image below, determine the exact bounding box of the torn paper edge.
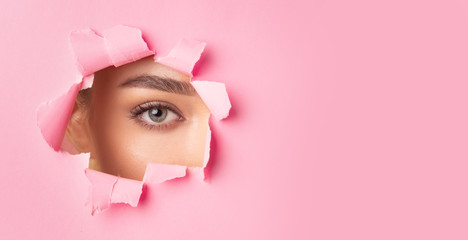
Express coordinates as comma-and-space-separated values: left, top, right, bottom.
37, 77, 84, 151
191, 81, 231, 120
86, 163, 187, 215
156, 38, 206, 77
102, 25, 155, 67
37, 25, 232, 215
69, 25, 154, 77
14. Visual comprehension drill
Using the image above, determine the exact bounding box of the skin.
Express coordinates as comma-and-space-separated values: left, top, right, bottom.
68, 57, 211, 181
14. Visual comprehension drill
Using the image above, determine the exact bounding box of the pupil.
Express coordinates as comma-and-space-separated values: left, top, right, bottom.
148, 107, 167, 123
151, 108, 163, 117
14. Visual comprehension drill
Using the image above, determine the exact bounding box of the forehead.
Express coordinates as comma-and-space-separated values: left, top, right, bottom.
93, 57, 191, 87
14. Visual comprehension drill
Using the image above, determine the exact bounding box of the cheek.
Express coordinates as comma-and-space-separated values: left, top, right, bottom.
124, 117, 210, 167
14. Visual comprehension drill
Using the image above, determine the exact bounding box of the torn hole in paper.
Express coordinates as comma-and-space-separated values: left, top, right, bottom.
36, 25, 231, 214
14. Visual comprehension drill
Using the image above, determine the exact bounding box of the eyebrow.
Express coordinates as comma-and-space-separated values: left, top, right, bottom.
119, 75, 196, 96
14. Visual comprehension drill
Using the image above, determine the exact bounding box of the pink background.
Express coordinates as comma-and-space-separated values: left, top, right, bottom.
1, 0, 468, 239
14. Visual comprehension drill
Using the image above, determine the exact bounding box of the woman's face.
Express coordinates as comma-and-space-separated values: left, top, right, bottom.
80, 57, 210, 180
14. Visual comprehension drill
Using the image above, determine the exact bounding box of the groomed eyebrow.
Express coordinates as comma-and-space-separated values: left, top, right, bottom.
119, 75, 196, 96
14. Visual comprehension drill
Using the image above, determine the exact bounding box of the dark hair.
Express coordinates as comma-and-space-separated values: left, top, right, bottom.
76, 88, 91, 108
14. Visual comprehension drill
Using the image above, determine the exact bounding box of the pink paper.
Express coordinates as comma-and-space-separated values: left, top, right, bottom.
6, 1, 468, 239
69, 29, 112, 77
156, 38, 206, 76
110, 176, 143, 207
142, 163, 187, 185
203, 126, 212, 168
85, 169, 119, 216
37, 25, 228, 215
81, 74, 94, 90
191, 81, 231, 120
69, 25, 154, 76
102, 25, 154, 67
86, 162, 192, 214
36, 80, 83, 151
85, 169, 143, 214
186, 167, 205, 180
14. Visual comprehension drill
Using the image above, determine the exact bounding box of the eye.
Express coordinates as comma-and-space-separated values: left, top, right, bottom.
130, 101, 185, 129
141, 107, 179, 124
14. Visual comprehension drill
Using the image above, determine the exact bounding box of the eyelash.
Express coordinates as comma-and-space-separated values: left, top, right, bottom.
129, 101, 185, 131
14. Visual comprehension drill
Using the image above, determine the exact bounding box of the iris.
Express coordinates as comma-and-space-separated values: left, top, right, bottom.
149, 108, 167, 122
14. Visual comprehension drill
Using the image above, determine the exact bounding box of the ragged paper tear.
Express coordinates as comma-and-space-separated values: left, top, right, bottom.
69, 25, 154, 76
142, 163, 187, 184
85, 169, 120, 215
102, 25, 154, 67
156, 38, 206, 76
37, 80, 83, 151
69, 29, 111, 77
37, 25, 231, 215
86, 162, 189, 215
110, 175, 142, 207
191, 81, 231, 120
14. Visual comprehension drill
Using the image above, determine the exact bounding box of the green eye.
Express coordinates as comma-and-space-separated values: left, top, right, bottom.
148, 108, 168, 122
132, 101, 184, 128
141, 106, 179, 124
